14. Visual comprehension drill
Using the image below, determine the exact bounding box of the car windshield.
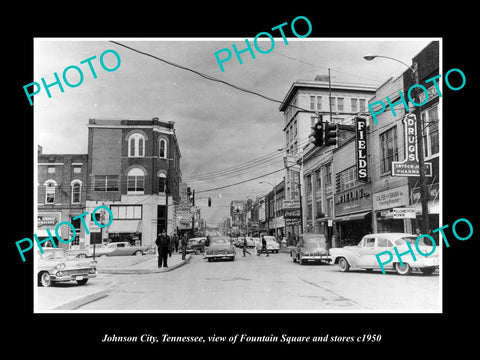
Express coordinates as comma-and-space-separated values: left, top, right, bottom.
395, 236, 434, 246
41, 249, 67, 260
300, 238, 325, 251
210, 237, 230, 245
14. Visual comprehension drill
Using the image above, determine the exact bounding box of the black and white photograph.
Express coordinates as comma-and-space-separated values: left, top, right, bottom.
8, 8, 477, 354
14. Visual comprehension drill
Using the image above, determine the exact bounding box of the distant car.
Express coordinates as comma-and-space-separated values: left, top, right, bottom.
256, 236, 280, 254
204, 236, 236, 262
290, 233, 331, 264
37, 248, 97, 287
329, 233, 439, 275
95, 242, 149, 257
186, 237, 207, 254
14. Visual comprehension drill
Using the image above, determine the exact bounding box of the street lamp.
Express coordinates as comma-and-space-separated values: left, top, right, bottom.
364, 54, 430, 234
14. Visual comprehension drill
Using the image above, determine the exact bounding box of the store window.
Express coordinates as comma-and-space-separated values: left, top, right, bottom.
94, 175, 119, 192
380, 126, 398, 175
110, 205, 143, 220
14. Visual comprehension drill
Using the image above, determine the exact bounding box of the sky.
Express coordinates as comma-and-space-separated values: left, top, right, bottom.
34, 38, 434, 226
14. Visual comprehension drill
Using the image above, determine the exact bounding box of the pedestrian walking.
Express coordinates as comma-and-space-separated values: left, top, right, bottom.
257, 235, 269, 256
242, 237, 251, 257
174, 234, 179, 253
168, 234, 175, 257
181, 233, 188, 260
155, 230, 170, 268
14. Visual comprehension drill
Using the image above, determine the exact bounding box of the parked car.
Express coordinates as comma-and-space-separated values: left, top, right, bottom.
290, 233, 330, 264
95, 242, 149, 257
329, 233, 439, 275
186, 237, 207, 254
256, 236, 280, 253
37, 248, 97, 287
204, 236, 236, 262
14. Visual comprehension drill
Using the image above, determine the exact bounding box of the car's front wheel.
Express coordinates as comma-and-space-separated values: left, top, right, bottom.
394, 262, 412, 275
338, 257, 350, 272
39, 272, 52, 287
133, 250, 143, 256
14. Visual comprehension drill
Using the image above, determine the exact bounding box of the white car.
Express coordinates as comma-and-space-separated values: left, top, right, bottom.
329, 233, 439, 275
256, 236, 280, 254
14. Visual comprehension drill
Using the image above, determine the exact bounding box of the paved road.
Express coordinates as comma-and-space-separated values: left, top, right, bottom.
78, 252, 440, 311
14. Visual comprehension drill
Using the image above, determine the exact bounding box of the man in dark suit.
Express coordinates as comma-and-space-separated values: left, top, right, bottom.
155, 230, 170, 268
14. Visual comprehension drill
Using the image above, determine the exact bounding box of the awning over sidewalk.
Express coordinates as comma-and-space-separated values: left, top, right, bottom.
334, 211, 371, 222
107, 220, 142, 233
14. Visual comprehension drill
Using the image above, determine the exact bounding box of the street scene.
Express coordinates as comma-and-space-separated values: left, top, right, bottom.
33, 38, 442, 313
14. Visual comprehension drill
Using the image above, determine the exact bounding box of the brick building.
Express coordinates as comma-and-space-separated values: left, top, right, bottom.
37, 146, 89, 249
84, 118, 182, 248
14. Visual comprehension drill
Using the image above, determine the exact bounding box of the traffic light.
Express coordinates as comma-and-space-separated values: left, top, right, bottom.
324, 122, 337, 146
309, 116, 324, 147
208, 197, 212, 207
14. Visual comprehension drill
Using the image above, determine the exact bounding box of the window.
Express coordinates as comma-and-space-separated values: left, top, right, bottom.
422, 105, 439, 158
310, 96, 322, 110
71, 180, 82, 204
380, 126, 398, 174
307, 203, 312, 220
336, 166, 358, 192
44, 180, 56, 204
337, 97, 344, 112
330, 97, 336, 112
128, 133, 145, 157
310, 96, 315, 110
47, 166, 55, 174
73, 166, 81, 174
359, 99, 366, 112
325, 163, 332, 185
363, 237, 375, 247
94, 175, 119, 191
110, 205, 143, 220
127, 168, 145, 194
70, 216, 81, 247
377, 238, 393, 248
351, 98, 358, 113
316, 169, 321, 189
316, 200, 323, 218
307, 174, 312, 194
159, 138, 167, 158
158, 173, 167, 193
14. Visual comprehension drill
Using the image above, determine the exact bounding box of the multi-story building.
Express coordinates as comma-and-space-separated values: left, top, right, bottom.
84, 117, 181, 249
279, 76, 376, 241
37, 146, 89, 249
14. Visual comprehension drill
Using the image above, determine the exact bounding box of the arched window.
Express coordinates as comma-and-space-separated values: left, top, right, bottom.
159, 138, 167, 159
127, 168, 145, 194
44, 180, 57, 204
158, 173, 167, 193
71, 180, 82, 204
128, 133, 145, 157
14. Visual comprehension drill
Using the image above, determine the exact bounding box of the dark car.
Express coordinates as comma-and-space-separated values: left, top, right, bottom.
186, 237, 207, 254
204, 236, 236, 262
290, 233, 331, 265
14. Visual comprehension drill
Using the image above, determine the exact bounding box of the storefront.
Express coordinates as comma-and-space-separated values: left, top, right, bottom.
372, 184, 414, 234
333, 183, 373, 247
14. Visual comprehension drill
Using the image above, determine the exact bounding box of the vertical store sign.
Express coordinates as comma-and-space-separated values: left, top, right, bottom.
355, 117, 368, 182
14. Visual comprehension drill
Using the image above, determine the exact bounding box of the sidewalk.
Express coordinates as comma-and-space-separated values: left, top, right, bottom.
36, 253, 192, 311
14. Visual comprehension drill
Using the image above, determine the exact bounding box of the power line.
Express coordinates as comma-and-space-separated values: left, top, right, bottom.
109, 41, 316, 115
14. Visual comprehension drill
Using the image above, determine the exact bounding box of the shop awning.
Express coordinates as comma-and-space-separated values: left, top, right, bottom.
334, 211, 371, 222
414, 200, 440, 215
107, 220, 142, 233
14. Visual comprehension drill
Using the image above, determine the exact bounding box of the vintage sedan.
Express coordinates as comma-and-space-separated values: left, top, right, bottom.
290, 233, 331, 264
186, 237, 207, 254
256, 236, 280, 253
96, 241, 149, 257
37, 248, 97, 287
329, 233, 439, 275
204, 236, 236, 262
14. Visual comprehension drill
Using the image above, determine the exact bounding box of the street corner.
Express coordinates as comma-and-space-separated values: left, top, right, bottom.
98, 253, 192, 274
36, 275, 116, 311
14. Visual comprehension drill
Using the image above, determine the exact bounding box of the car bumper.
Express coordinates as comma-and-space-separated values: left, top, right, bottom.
205, 254, 235, 259
50, 270, 97, 282
417, 257, 439, 268
302, 255, 331, 261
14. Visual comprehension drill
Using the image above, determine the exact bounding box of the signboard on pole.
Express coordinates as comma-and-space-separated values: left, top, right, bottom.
284, 209, 301, 226
392, 114, 432, 177
355, 117, 368, 182
392, 207, 416, 219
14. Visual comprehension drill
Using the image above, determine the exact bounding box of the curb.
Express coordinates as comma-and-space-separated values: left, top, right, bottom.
50, 280, 116, 311
99, 254, 192, 275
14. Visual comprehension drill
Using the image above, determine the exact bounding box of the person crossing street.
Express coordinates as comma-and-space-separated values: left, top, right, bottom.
242, 236, 251, 257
